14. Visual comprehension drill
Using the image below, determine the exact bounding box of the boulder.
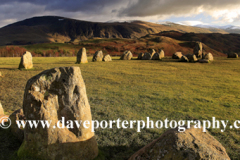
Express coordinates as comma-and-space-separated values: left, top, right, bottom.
18, 67, 98, 160
148, 49, 156, 57
152, 50, 164, 60
137, 53, 144, 60
102, 54, 112, 62
0, 102, 4, 115
194, 41, 203, 58
227, 53, 238, 58
9, 109, 25, 142
76, 48, 88, 63
199, 59, 209, 63
172, 52, 183, 59
204, 53, 214, 61
129, 127, 230, 160
159, 49, 165, 59
142, 53, 152, 60
120, 51, 133, 60
185, 54, 198, 62
18, 51, 33, 69
92, 50, 103, 62
179, 55, 189, 62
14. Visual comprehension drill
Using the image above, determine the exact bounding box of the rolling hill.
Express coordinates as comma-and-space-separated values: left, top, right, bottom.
0, 16, 228, 46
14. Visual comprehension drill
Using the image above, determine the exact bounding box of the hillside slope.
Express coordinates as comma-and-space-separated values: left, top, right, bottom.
0, 16, 227, 46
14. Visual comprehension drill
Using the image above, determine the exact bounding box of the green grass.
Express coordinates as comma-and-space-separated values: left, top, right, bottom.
0, 57, 240, 159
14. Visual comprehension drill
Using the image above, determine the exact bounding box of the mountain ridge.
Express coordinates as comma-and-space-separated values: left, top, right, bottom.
0, 16, 230, 46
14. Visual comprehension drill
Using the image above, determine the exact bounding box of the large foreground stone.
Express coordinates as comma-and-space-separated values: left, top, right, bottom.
120, 51, 133, 60
76, 48, 88, 63
92, 50, 103, 62
172, 52, 183, 59
18, 51, 33, 69
129, 127, 230, 160
9, 109, 25, 142
103, 54, 112, 62
18, 67, 98, 160
228, 53, 238, 58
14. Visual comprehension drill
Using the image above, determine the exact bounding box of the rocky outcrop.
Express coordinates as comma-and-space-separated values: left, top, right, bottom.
92, 50, 103, 62
76, 48, 88, 63
194, 41, 203, 58
227, 53, 238, 58
103, 54, 112, 62
18, 51, 33, 69
9, 109, 25, 142
18, 67, 98, 160
120, 51, 132, 60
172, 52, 183, 59
129, 127, 230, 160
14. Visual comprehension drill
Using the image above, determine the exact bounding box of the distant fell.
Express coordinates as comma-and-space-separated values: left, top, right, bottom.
0, 16, 228, 46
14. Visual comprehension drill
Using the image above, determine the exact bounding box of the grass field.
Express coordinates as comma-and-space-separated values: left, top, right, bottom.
0, 56, 240, 159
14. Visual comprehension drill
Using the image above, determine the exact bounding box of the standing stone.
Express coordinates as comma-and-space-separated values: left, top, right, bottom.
102, 54, 112, 62
204, 53, 214, 61
129, 127, 230, 160
0, 102, 4, 115
152, 49, 164, 60
137, 53, 144, 60
185, 54, 198, 62
194, 41, 203, 58
159, 49, 164, 59
18, 51, 33, 69
142, 53, 152, 60
120, 51, 132, 60
76, 48, 88, 63
92, 50, 103, 62
227, 53, 238, 58
9, 109, 25, 142
18, 67, 98, 160
172, 52, 183, 59
149, 49, 156, 57
179, 55, 189, 62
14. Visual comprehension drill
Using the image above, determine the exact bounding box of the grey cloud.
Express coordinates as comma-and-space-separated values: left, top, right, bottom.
1, 0, 240, 27
118, 0, 240, 17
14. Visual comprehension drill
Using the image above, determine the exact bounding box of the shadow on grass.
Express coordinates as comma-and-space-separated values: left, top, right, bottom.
0, 126, 142, 160
0, 128, 22, 160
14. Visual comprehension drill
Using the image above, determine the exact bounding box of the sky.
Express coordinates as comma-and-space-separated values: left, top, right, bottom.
1, 0, 240, 28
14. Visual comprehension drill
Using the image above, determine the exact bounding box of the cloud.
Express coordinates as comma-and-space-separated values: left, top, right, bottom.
176, 21, 209, 26
1, 0, 240, 27
118, 0, 240, 24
